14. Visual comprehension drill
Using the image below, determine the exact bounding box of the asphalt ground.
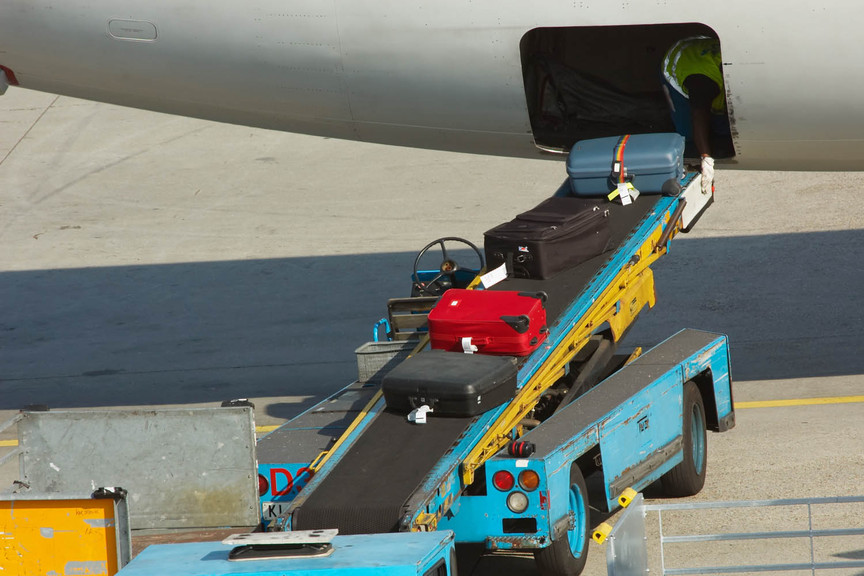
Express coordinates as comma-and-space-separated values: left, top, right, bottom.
2, 88, 864, 575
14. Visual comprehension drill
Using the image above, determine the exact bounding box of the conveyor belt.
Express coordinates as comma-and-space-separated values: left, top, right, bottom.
495, 195, 662, 322
292, 194, 666, 535
292, 409, 475, 534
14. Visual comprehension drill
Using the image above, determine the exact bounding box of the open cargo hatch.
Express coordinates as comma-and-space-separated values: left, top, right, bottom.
520, 23, 735, 160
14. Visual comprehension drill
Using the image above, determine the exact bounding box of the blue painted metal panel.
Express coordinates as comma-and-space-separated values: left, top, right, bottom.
118, 532, 455, 576
437, 495, 496, 543
259, 463, 313, 522
598, 368, 683, 507
697, 337, 734, 423
260, 464, 313, 501
678, 331, 734, 427
438, 427, 600, 548
439, 459, 551, 548
451, 331, 732, 550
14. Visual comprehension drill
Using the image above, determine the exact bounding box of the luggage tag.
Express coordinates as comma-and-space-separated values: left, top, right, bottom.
461, 336, 492, 354
461, 337, 479, 354
480, 263, 508, 289
407, 405, 434, 424
607, 182, 640, 206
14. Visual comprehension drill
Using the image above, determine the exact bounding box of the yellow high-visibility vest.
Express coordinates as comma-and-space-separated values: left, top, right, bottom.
663, 36, 726, 114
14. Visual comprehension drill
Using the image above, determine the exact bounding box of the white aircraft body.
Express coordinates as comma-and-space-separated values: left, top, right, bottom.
0, 0, 861, 170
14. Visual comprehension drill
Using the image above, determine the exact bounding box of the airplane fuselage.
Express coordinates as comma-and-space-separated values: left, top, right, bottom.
1, 1, 862, 170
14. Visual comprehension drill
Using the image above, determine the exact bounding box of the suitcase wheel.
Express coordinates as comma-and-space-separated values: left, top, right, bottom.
500, 314, 531, 334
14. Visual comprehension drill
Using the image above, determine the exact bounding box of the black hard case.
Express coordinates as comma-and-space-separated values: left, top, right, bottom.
381, 350, 518, 417
484, 197, 610, 280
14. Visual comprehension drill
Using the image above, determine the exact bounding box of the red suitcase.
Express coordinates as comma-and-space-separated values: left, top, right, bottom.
428, 289, 548, 356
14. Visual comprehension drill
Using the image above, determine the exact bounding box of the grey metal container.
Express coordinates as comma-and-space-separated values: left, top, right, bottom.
355, 340, 416, 384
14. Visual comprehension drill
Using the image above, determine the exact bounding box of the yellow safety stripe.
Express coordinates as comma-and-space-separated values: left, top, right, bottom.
308, 387, 383, 473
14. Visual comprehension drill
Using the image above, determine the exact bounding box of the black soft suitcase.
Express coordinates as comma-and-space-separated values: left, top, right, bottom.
484, 197, 610, 280
381, 350, 518, 417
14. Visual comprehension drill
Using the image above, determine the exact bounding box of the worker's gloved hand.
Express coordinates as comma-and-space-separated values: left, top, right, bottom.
700, 155, 715, 195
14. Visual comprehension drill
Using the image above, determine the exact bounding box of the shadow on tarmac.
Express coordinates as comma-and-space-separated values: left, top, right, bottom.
0, 252, 413, 415
625, 227, 864, 382
1, 229, 863, 413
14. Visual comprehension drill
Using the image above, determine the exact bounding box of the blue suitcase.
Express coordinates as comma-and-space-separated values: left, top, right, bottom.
566, 133, 685, 197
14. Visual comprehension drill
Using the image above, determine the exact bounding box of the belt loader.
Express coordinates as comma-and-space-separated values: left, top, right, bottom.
247, 167, 733, 576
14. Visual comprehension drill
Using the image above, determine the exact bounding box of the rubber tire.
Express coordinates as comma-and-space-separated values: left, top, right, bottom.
534, 464, 590, 576
450, 547, 459, 576
662, 381, 707, 497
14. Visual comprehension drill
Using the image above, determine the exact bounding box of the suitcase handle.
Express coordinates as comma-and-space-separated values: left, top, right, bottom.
517, 291, 548, 305
458, 336, 491, 347
500, 314, 531, 334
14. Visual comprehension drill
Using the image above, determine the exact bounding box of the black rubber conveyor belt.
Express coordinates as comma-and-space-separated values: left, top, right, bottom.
496, 195, 662, 321
292, 409, 474, 534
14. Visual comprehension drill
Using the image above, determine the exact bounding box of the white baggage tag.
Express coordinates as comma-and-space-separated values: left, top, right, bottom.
626, 182, 640, 201
618, 182, 632, 206
480, 263, 508, 289
407, 405, 433, 424
461, 337, 478, 354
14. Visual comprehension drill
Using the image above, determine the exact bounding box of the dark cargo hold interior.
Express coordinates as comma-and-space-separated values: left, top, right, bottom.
520, 23, 735, 159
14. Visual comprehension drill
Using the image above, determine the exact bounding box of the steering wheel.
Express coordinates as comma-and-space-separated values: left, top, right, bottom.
412, 237, 485, 296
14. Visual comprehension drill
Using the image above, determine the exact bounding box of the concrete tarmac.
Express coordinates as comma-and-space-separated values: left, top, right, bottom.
2, 88, 864, 575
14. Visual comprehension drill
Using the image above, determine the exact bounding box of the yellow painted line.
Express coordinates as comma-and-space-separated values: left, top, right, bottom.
735, 395, 864, 409
1, 398, 861, 450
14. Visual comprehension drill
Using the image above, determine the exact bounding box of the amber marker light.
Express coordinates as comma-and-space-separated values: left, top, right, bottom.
518, 469, 540, 492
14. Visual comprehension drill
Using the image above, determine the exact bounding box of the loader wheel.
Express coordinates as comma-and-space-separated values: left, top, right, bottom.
662, 381, 707, 496
534, 464, 589, 576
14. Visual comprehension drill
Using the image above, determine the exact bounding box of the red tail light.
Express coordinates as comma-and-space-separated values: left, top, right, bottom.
258, 474, 269, 496
492, 470, 515, 491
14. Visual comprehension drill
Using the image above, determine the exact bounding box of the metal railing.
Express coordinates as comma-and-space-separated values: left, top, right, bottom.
607, 494, 864, 576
